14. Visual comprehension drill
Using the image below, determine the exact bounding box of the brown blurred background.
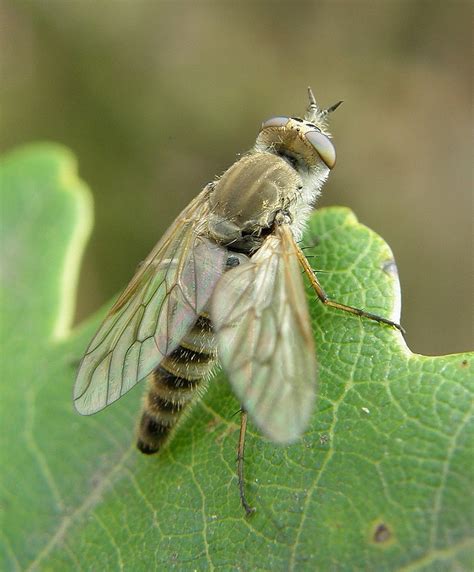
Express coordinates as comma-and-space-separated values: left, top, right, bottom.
1, 1, 472, 356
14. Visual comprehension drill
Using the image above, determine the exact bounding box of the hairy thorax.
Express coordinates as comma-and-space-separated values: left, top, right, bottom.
207, 153, 302, 254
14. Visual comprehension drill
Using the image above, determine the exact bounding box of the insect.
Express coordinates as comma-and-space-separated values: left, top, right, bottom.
74, 88, 403, 514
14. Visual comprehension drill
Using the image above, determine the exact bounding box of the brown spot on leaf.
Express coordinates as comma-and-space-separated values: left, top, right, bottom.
373, 523, 391, 543
460, 359, 469, 368
369, 519, 396, 548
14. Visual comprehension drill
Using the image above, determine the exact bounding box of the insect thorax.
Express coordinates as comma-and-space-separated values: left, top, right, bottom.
207, 153, 302, 253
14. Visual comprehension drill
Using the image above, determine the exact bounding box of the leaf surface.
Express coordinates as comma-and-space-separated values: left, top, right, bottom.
0, 145, 472, 571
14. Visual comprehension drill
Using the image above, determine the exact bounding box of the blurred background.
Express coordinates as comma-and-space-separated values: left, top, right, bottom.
0, 0, 471, 355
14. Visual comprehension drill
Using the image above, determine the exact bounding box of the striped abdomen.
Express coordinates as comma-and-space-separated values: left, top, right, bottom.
137, 315, 216, 455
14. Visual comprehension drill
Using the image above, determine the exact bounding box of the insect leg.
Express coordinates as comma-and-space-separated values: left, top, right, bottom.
296, 245, 406, 335
237, 409, 255, 516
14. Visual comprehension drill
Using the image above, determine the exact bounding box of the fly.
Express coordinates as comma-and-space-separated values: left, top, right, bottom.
74, 88, 404, 515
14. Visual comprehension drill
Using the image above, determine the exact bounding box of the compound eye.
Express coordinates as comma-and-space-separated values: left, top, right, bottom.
305, 130, 336, 169
261, 116, 290, 129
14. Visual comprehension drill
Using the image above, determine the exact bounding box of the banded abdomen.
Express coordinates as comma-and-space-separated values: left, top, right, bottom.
137, 315, 216, 454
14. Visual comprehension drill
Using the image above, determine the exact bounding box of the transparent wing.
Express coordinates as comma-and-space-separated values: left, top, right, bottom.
211, 224, 316, 443
74, 189, 227, 415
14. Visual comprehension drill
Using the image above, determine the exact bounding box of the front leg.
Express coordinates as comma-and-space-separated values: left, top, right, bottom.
295, 242, 406, 336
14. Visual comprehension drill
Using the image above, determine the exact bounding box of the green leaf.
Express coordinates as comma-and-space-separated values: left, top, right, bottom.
1, 144, 472, 571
